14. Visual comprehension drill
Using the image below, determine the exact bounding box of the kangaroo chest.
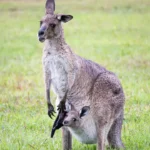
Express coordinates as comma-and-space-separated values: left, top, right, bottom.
43, 54, 68, 95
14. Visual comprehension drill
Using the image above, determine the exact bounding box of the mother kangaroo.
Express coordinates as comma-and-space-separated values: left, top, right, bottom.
38, 0, 125, 150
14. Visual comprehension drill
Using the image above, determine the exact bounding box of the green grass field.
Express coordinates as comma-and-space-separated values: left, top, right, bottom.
0, 0, 150, 149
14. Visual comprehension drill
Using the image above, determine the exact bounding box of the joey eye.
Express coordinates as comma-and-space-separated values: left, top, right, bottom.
49, 24, 56, 28
72, 118, 76, 122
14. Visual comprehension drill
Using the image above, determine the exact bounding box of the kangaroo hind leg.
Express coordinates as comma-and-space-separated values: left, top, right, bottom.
108, 111, 124, 149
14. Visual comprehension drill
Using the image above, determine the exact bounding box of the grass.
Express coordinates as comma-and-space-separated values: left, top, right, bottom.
0, 0, 150, 149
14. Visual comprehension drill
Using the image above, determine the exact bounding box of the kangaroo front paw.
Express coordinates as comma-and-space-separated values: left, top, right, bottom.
48, 104, 55, 119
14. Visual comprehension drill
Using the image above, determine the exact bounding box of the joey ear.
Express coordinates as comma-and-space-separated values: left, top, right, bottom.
65, 101, 71, 112
65, 102, 75, 112
79, 106, 90, 118
57, 15, 73, 23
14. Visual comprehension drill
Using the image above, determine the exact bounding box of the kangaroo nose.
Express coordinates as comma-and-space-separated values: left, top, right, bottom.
63, 120, 69, 125
38, 30, 44, 36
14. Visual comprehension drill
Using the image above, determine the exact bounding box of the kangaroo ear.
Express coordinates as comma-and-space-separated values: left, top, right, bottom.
45, 0, 55, 14
79, 106, 90, 118
57, 15, 73, 23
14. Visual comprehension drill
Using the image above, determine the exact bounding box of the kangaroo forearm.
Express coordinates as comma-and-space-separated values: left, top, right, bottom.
44, 72, 51, 103
44, 73, 55, 118
46, 89, 51, 105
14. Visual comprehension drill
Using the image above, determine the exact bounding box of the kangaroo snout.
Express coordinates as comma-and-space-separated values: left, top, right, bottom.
38, 30, 44, 36
38, 26, 47, 42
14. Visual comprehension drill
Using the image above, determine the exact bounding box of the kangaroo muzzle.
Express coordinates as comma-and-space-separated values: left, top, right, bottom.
38, 26, 47, 42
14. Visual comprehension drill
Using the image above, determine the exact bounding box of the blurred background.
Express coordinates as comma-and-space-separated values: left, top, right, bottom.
0, 0, 150, 149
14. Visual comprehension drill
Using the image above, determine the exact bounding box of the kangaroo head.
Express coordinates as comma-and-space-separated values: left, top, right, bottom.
38, 0, 73, 42
63, 103, 90, 128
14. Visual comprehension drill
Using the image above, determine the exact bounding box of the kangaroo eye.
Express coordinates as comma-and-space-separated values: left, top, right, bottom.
72, 118, 76, 122
49, 24, 56, 28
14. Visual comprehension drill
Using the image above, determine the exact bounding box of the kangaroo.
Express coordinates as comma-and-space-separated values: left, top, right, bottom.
63, 102, 114, 147
38, 0, 125, 150
63, 103, 97, 144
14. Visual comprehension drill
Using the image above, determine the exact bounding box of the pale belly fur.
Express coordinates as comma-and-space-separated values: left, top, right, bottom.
44, 55, 68, 99
68, 115, 97, 144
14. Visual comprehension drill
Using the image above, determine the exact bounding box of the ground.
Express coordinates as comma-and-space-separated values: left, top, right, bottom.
0, 0, 150, 150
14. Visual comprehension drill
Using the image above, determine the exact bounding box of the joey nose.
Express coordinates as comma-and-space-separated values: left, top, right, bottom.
63, 120, 69, 125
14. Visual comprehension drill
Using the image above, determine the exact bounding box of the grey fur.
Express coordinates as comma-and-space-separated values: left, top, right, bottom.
38, 0, 125, 149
